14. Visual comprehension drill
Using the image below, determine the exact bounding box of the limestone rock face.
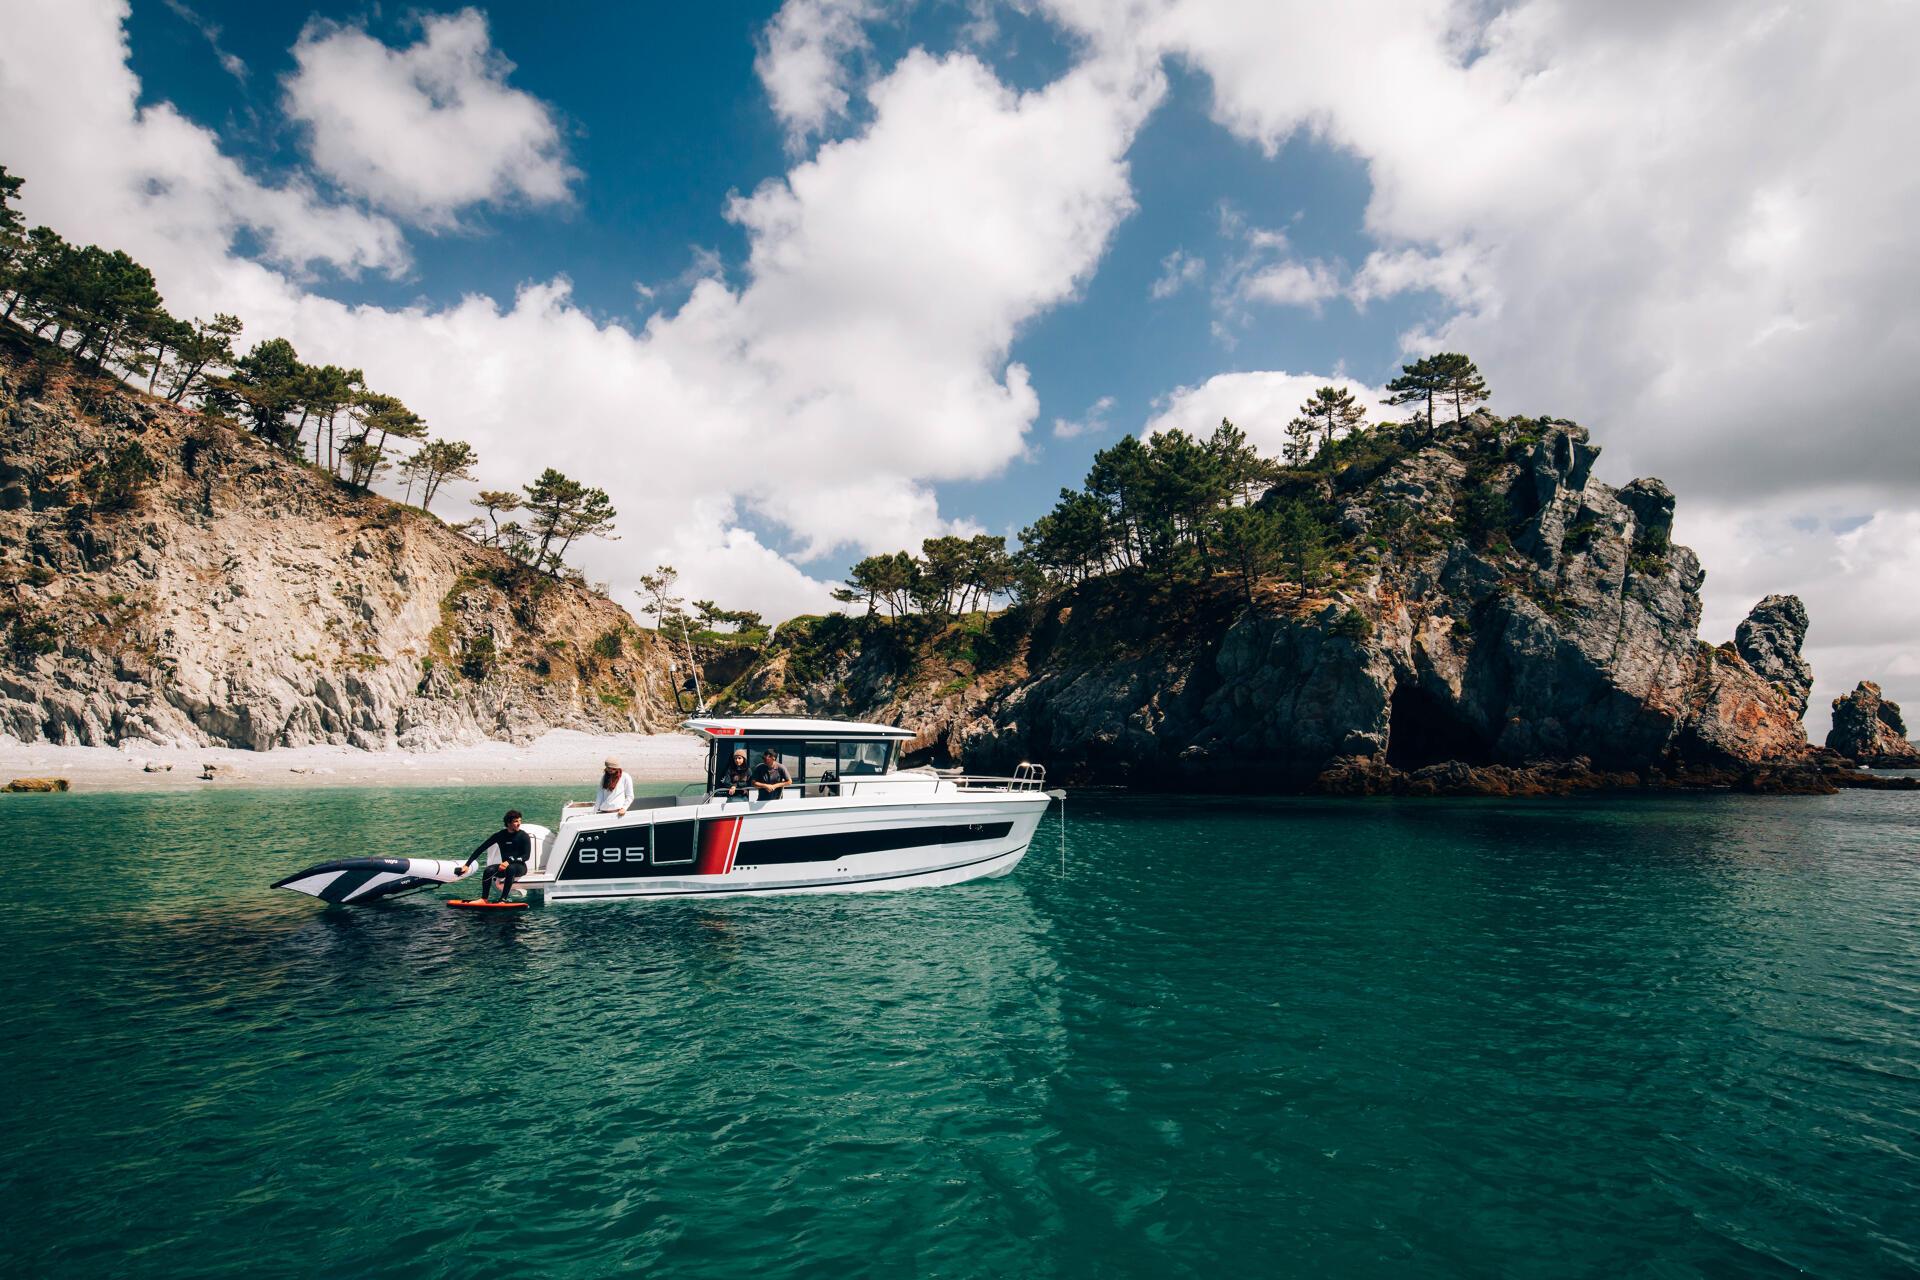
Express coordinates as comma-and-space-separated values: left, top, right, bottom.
759, 415, 1812, 790
0, 348, 678, 749
966, 419, 1809, 787
1826, 681, 1920, 767
731, 415, 1815, 791
1733, 593, 1813, 716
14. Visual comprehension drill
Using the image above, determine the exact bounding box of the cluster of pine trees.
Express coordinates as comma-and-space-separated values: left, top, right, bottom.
0, 164, 618, 582
834, 535, 1017, 623
852, 354, 1492, 618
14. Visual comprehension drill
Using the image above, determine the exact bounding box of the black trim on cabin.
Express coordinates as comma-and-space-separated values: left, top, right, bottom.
735, 821, 1012, 867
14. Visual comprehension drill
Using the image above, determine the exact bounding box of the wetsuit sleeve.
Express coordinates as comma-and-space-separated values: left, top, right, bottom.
468, 830, 503, 863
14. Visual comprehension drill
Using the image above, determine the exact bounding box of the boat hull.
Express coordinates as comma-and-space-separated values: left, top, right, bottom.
540, 793, 1048, 902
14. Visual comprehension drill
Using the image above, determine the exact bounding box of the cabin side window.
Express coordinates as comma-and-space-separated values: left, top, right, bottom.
802, 742, 839, 794
839, 740, 892, 776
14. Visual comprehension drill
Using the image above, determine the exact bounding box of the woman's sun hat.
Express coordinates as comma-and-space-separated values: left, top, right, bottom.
604, 756, 621, 769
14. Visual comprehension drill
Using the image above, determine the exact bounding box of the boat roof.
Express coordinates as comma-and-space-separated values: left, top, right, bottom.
681, 716, 915, 741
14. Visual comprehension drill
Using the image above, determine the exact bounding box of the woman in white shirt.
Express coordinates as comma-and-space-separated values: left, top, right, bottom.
596, 756, 633, 815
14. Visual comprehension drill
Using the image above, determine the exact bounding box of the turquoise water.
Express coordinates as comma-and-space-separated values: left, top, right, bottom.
5, 786, 1919, 1277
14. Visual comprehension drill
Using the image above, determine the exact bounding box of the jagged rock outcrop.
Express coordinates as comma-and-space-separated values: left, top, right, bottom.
0, 343, 679, 749
731, 413, 1820, 792
1734, 593, 1813, 716
978, 419, 1814, 787
1826, 681, 1920, 768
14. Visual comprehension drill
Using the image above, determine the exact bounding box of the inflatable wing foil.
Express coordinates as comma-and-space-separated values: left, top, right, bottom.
273, 857, 472, 905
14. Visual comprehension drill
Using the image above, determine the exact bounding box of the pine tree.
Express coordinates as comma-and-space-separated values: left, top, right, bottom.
1383, 356, 1446, 440
1430, 352, 1489, 427
0, 164, 24, 301
523, 468, 617, 574
471, 490, 522, 546
1284, 414, 1318, 466
416, 439, 477, 511
1276, 500, 1330, 590
230, 337, 305, 450
165, 314, 242, 403
1216, 503, 1282, 606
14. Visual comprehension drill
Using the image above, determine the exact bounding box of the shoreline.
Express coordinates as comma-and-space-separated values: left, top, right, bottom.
3, 732, 1913, 799
0, 730, 707, 793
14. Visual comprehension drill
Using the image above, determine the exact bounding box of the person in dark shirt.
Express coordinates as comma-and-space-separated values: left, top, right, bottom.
459, 809, 532, 902
717, 748, 753, 798
751, 749, 792, 800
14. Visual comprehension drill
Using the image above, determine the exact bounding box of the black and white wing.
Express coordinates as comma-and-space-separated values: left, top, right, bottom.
273, 857, 471, 905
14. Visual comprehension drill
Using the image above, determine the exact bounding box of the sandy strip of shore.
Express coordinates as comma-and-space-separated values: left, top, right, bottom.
0, 730, 707, 792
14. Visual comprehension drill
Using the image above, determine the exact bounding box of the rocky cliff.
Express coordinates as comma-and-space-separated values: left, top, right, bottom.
726, 414, 1825, 793
0, 339, 680, 749
1826, 681, 1920, 768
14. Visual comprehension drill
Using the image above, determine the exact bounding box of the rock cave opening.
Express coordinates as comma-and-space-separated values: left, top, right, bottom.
1386, 684, 1494, 770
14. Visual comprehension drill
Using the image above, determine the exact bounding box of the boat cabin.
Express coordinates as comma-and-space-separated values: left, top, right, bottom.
682, 716, 917, 798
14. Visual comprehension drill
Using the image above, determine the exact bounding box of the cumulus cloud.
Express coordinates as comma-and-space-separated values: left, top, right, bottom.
0, 1, 1163, 619
1053, 394, 1116, 439
0, 0, 406, 282
756, 0, 880, 150
1041, 0, 1920, 499
1242, 258, 1340, 308
283, 9, 576, 226
1144, 370, 1382, 458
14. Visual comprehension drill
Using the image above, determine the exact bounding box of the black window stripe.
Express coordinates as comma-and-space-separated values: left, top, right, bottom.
736, 821, 1012, 867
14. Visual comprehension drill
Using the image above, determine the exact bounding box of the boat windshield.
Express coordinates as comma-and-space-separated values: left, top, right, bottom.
707, 738, 895, 794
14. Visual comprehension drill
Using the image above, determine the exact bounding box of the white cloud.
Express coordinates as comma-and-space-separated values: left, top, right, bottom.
1040, 0, 1920, 499
756, 0, 880, 151
0, 0, 406, 282
1145, 370, 1383, 458
1150, 248, 1204, 299
0, 2, 1163, 621
1242, 258, 1340, 308
283, 9, 576, 227
1209, 202, 1346, 327
1053, 394, 1116, 439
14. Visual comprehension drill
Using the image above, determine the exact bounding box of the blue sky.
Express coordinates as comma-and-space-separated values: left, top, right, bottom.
120, 0, 1436, 556
4, 0, 1919, 730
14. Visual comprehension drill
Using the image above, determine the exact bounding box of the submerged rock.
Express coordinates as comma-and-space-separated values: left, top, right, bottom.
1826, 681, 1920, 767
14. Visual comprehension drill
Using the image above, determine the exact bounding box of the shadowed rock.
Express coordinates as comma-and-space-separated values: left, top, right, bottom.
1826, 681, 1920, 767
1733, 594, 1813, 717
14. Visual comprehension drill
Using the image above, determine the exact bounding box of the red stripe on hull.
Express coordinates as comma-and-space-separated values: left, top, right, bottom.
696, 817, 742, 875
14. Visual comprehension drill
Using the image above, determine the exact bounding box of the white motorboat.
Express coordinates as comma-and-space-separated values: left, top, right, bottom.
274, 716, 1056, 904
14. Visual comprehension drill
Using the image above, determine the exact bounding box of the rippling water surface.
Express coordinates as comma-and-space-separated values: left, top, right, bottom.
5, 785, 1919, 1277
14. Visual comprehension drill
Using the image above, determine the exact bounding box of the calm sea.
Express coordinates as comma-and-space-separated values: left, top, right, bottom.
4, 785, 1918, 1277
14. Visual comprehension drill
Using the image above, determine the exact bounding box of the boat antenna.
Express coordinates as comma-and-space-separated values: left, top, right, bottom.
674, 613, 708, 714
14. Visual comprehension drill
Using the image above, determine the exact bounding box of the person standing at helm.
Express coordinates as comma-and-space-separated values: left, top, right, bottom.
597, 756, 633, 815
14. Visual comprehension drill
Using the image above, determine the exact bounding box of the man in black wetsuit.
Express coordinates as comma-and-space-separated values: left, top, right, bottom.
459, 809, 531, 902
717, 748, 753, 798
